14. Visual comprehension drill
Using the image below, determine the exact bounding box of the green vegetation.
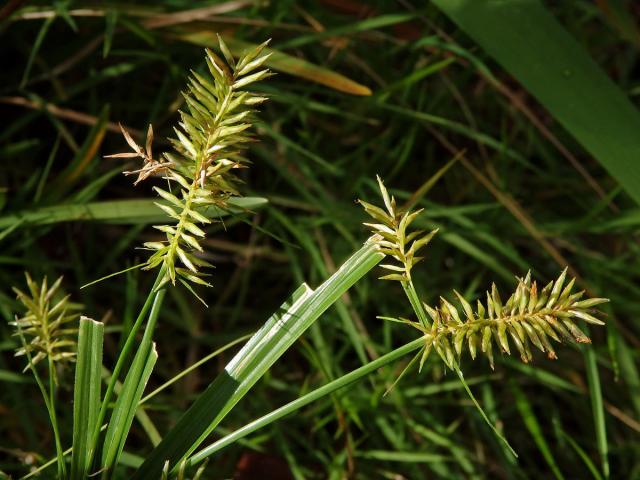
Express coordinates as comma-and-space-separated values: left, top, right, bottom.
1, 1, 638, 479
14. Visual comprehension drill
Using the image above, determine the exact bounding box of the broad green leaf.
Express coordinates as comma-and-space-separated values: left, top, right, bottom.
71, 317, 104, 480
432, 0, 640, 205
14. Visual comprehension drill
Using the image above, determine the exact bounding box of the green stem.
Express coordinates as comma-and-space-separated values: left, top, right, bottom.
400, 278, 517, 458
186, 338, 424, 467
13, 324, 66, 479
454, 367, 517, 458
87, 267, 165, 468
402, 279, 430, 328
47, 357, 66, 479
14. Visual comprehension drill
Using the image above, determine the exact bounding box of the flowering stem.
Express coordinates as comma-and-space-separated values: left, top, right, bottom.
402, 280, 430, 329
46, 356, 66, 478
399, 278, 518, 458
14, 324, 66, 479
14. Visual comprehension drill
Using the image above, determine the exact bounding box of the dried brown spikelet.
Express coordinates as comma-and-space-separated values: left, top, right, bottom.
105, 124, 172, 185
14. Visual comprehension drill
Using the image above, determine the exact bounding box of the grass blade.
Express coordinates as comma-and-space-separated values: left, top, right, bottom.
559, 429, 604, 480
172, 30, 372, 96
0, 196, 267, 230
584, 344, 609, 478
512, 383, 565, 480
432, 0, 640, 205
187, 338, 424, 466
47, 105, 110, 200
20, 16, 54, 87
101, 344, 158, 476
133, 244, 384, 479
101, 290, 166, 477
71, 317, 104, 480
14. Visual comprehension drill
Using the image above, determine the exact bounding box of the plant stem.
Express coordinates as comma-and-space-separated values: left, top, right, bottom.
402, 279, 430, 328
400, 277, 517, 457
47, 357, 66, 479
13, 325, 66, 479
185, 338, 424, 467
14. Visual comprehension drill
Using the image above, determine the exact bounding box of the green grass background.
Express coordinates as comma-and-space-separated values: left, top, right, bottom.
1, 1, 639, 478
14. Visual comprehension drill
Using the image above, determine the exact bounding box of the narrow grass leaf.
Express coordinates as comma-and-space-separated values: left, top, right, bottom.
133, 244, 384, 478
187, 338, 424, 466
172, 30, 372, 96
21, 16, 54, 87
71, 318, 104, 480
103, 11, 118, 58
48, 106, 110, 199
584, 344, 609, 478
0, 197, 267, 231
512, 383, 565, 480
101, 290, 166, 476
101, 345, 158, 475
559, 430, 604, 480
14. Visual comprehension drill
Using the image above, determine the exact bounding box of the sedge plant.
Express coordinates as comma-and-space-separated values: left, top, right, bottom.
5, 36, 608, 479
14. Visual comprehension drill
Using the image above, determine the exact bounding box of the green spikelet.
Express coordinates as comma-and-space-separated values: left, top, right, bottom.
107, 36, 272, 289
387, 269, 608, 370
10, 273, 81, 381
359, 175, 438, 282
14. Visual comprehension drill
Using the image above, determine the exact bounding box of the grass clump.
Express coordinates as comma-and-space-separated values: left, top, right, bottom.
0, 2, 635, 479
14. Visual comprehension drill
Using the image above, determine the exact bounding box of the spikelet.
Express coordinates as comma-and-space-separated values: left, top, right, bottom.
107, 36, 272, 289
385, 269, 608, 371
10, 273, 81, 381
359, 176, 438, 281
161, 458, 208, 480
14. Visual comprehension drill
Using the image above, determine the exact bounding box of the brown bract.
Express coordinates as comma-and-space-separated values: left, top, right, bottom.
105, 124, 172, 185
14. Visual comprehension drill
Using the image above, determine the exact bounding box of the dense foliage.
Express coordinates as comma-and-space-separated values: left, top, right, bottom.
1, 1, 639, 479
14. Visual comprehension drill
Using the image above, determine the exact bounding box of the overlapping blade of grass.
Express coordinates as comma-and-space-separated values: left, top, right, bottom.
101, 290, 166, 477
0, 197, 267, 230
512, 383, 565, 480
171, 29, 372, 96
186, 338, 423, 466
101, 346, 158, 476
432, 0, 640, 205
70, 317, 104, 480
133, 244, 384, 479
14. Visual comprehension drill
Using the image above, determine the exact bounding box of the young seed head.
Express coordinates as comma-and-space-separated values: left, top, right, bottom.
107, 37, 272, 292
359, 176, 438, 282
386, 270, 608, 370
10, 273, 81, 382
